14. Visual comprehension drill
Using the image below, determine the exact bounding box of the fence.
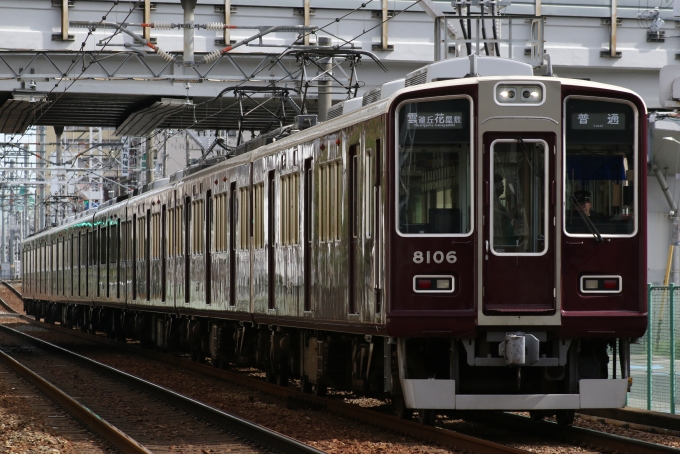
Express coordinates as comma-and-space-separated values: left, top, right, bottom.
622, 285, 678, 413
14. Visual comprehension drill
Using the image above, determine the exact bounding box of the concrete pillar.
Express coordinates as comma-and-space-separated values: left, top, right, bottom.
317, 36, 333, 122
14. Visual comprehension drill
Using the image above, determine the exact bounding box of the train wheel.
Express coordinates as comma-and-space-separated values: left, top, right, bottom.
556, 409, 575, 426
529, 410, 545, 421
276, 369, 289, 387
265, 366, 277, 384
300, 375, 313, 393
393, 396, 413, 420
418, 409, 436, 426
313, 383, 327, 397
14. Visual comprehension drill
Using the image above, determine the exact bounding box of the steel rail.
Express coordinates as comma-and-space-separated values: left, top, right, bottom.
0, 344, 151, 454
0, 296, 16, 314
471, 412, 680, 454
0, 323, 324, 454
1, 280, 23, 301
579, 408, 680, 435
23, 318, 680, 454
12, 286, 678, 453
11, 318, 529, 454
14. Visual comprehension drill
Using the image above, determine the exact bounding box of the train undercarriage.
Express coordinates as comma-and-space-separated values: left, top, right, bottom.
24, 299, 630, 426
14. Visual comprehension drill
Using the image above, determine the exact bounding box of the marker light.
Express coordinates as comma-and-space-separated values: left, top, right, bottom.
579, 275, 622, 293
417, 279, 432, 290
603, 279, 618, 290
584, 279, 599, 290
436, 279, 452, 290
413, 276, 455, 293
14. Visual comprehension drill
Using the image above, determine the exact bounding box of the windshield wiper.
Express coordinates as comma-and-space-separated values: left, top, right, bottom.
569, 194, 602, 242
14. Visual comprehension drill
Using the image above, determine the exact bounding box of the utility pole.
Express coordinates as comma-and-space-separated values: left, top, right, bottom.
37, 125, 46, 231
186, 131, 190, 168
162, 130, 168, 178
54, 126, 64, 222
23, 145, 29, 238
146, 132, 155, 184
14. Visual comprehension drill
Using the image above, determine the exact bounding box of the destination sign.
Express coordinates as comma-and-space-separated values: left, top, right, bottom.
405, 111, 463, 130
571, 112, 626, 130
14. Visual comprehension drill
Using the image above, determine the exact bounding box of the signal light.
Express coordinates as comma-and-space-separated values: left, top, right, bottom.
413, 276, 455, 293
603, 279, 618, 290
580, 275, 621, 293
417, 279, 432, 290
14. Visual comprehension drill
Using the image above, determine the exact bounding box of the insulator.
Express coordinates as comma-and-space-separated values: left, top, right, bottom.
205, 22, 225, 31
152, 21, 174, 30
155, 47, 175, 62
201, 50, 222, 64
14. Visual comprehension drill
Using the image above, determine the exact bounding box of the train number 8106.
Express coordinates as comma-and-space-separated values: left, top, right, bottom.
413, 251, 457, 264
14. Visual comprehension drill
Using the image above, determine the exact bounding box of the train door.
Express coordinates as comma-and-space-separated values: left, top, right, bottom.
184, 196, 191, 304
162, 204, 167, 303
229, 182, 237, 306
348, 144, 359, 314
146, 209, 151, 301
303, 158, 312, 311
482, 133, 556, 313
268, 171, 276, 309
205, 192, 211, 305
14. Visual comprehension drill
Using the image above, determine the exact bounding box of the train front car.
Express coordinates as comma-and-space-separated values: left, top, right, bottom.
386, 71, 646, 423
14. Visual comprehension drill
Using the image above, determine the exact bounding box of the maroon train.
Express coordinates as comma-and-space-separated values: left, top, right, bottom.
22, 56, 646, 424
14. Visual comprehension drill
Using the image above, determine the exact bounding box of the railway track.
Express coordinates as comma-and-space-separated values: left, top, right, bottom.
0, 322, 324, 454
3, 282, 678, 454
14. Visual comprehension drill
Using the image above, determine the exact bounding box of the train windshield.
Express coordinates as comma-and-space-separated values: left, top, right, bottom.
564, 99, 636, 237
396, 98, 472, 235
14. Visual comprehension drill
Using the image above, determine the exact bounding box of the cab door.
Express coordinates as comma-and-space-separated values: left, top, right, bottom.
482, 133, 555, 313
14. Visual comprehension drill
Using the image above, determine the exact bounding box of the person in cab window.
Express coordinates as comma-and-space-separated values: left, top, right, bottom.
568, 190, 602, 233
493, 173, 518, 249
573, 190, 593, 216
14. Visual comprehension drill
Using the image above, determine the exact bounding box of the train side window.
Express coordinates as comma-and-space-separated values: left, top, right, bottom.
177, 204, 184, 256
168, 208, 174, 257
100, 226, 107, 265
281, 178, 287, 245
293, 173, 299, 244
239, 187, 250, 249
366, 147, 373, 238
335, 161, 342, 241
253, 184, 265, 249
564, 98, 637, 237
191, 200, 203, 255
280, 174, 299, 246
110, 221, 118, 264
396, 97, 472, 236
213, 196, 219, 251
319, 165, 327, 242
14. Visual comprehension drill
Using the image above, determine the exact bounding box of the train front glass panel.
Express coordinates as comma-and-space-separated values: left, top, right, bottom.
564, 98, 637, 237
397, 97, 472, 236
491, 140, 547, 255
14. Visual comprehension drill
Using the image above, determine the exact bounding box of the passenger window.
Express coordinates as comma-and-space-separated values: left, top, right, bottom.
280, 175, 299, 245
564, 98, 636, 237
397, 98, 472, 235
